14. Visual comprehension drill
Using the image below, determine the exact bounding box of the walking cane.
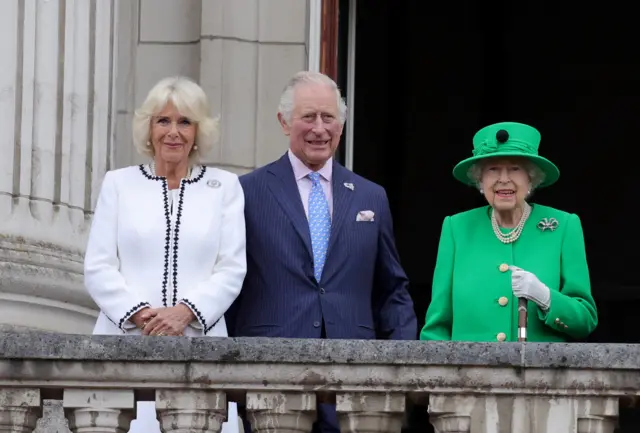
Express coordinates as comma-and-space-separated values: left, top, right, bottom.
517, 298, 528, 342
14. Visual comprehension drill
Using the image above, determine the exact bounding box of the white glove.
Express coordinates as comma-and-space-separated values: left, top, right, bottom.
509, 266, 551, 311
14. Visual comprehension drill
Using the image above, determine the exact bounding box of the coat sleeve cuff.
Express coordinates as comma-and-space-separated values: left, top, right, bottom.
179, 299, 207, 332
538, 290, 568, 332
179, 299, 221, 335
117, 302, 152, 331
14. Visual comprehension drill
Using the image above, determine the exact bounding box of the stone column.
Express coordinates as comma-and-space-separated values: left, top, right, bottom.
63, 389, 135, 433
0, 0, 115, 332
336, 392, 406, 433
428, 394, 473, 433
429, 394, 619, 433
246, 391, 316, 433
569, 397, 618, 433
156, 389, 227, 433
0, 388, 41, 433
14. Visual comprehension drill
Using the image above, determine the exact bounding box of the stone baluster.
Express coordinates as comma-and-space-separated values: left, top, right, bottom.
246, 391, 316, 433
576, 397, 618, 433
0, 388, 41, 433
62, 389, 134, 433
429, 394, 620, 433
336, 392, 406, 433
0, 0, 115, 332
428, 394, 474, 433
156, 389, 227, 433
507, 395, 619, 433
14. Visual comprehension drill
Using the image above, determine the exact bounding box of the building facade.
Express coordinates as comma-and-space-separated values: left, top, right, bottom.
0, 0, 323, 333
3, 2, 640, 432
2, 0, 635, 353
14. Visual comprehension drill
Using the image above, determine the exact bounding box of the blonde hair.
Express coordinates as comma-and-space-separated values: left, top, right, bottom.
132, 76, 219, 161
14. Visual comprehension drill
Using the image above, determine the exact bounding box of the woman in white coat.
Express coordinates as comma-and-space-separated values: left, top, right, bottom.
84, 76, 245, 433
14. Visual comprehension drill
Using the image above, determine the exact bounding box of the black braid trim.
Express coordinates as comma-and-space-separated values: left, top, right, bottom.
170, 166, 206, 306
118, 301, 152, 330
205, 317, 221, 335
138, 164, 171, 306
179, 298, 207, 333
138, 164, 207, 308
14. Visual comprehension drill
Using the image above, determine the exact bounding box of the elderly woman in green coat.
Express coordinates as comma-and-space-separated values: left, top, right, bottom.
420, 122, 597, 343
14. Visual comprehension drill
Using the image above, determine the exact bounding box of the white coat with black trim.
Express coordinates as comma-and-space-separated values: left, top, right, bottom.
84, 164, 246, 337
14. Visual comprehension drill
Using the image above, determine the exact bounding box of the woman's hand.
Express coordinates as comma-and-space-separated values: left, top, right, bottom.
509, 266, 551, 310
142, 304, 195, 336
131, 308, 157, 328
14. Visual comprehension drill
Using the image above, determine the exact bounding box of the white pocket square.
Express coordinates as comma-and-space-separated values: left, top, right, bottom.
356, 210, 375, 222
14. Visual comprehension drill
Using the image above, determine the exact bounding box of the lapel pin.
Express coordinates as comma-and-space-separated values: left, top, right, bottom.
344, 182, 354, 191
207, 179, 221, 188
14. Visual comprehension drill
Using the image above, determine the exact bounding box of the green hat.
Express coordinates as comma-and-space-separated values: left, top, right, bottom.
452, 122, 560, 188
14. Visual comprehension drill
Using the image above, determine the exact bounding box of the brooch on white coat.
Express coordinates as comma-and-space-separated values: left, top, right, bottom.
207, 179, 221, 188
537, 217, 559, 232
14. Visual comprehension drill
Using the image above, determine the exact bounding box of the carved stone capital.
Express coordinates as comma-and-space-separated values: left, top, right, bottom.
336, 392, 406, 433
0, 388, 41, 433
63, 389, 135, 433
156, 389, 227, 433
246, 391, 316, 433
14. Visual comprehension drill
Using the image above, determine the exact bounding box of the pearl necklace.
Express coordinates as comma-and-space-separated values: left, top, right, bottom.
491, 203, 531, 244
150, 162, 192, 179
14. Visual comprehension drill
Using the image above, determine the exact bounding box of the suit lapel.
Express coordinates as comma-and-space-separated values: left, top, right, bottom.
326, 163, 353, 257
266, 154, 313, 257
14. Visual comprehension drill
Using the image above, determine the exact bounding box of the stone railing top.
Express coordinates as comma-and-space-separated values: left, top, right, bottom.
0, 331, 637, 370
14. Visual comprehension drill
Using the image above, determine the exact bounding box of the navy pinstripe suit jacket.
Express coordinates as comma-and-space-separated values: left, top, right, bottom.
226, 153, 417, 340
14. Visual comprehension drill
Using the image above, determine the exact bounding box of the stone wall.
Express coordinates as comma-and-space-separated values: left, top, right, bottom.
0, 0, 311, 334
113, 0, 309, 173
0, 0, 115, 334
0, 332, 629, 432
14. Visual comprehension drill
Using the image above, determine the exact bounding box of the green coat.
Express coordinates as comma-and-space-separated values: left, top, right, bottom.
420, 204, 598, 342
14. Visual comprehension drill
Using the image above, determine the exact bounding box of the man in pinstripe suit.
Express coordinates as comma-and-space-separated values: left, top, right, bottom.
227, 71, 417, 433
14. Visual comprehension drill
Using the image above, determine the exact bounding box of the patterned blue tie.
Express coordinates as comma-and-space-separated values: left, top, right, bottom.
308, 172, 331, 282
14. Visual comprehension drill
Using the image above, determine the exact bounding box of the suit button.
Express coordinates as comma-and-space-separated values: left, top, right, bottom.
497, 332, 506, 341
313, 321, 320, 328
499, 263, 509, 273
319, 288, 325, 294
498, 296, 509, 306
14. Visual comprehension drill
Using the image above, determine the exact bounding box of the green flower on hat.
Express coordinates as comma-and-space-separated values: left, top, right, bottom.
453, 122, 560, 188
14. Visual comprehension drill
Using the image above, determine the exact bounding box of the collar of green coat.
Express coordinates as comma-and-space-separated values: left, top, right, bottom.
484, 203, 564, 238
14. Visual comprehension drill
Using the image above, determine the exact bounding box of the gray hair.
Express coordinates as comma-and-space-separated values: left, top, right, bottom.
468, 159, 546, 192
277, 71, 348, 125
132, 76, 219, 162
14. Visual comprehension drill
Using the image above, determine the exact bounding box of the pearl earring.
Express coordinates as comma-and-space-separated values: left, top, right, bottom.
193, 145, 198, 150
479, 188, 484, 194
146, 141, 151, 147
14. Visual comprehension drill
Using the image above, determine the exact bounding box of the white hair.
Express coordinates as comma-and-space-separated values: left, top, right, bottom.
277, 71, 348, 125
468, 159, 546, 192
132, 76, 219, 162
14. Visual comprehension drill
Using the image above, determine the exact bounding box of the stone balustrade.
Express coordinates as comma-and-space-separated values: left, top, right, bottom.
0, 331, 635, 432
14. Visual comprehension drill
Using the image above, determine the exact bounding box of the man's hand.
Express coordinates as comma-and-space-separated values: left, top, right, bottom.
142, 304, 195, 336
131, 308, 157, 329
